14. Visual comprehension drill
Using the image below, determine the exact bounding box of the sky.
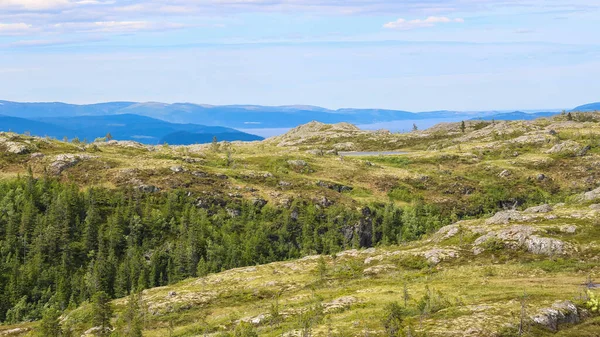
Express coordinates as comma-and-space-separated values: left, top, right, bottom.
0, 0, 599, 111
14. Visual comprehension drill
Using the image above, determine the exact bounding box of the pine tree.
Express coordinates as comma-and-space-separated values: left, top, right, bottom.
382, 302, 405, 337
211, 136, 219, 152
39, 308, 62, 337
118, 292, 143, 337
91, 291, 113, 335
460, 121, 466, 133
106, 133, 113, 141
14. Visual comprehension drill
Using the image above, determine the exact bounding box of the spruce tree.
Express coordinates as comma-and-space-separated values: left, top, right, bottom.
39, 308, 62, 337
91, 291, 113, 335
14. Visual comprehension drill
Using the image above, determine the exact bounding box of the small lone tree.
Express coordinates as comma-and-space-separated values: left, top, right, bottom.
106, 132, 113, 141
118, 292, 144, 337
518, 291, 529, 336
211, 136, 219, 152
412, 123, 418, 132
460, 121, 466, 133
382, 302, 405, 337
269, 293, 281, 327
403, 282, 410, 307
317, 256, 328, 283
567, 112, 573, 121
92, 291, 113, 336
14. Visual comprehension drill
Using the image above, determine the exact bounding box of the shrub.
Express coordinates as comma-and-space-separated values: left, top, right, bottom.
586, 291, 599, 313
396, 255, 430, 270
382, 302, 405, 337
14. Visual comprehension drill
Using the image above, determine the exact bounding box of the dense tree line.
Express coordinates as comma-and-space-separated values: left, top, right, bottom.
0, 175, 446, 324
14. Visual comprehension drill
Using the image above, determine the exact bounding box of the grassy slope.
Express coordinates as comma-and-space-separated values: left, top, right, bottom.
1, 113, 600, 336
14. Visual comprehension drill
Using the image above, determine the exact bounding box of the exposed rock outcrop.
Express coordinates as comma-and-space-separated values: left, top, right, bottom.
485, 210, 526, 225
49, 154, 96, 175
524, 204, 553, 214
579, 187, 600, 202
531, 301, 579, 331
545, 140, 588, 156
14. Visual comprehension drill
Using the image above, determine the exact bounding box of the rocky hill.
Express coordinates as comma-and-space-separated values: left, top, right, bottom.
0, 112, 599, 336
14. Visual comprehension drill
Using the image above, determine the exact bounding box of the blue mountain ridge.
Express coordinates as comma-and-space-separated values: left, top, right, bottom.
0, 113, 263, 145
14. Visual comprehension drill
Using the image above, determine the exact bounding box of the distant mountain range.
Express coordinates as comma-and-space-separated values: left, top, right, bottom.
0, 100, 597, 142
0, 113, 263, 145
470, 111, 559, 121
572, 102, 600, 112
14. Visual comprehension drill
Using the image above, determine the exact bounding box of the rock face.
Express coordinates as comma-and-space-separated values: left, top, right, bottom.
474, 225, 570, 256
531, 301, 579, 331
525, 236, 568, 255
341, 208, 373, 248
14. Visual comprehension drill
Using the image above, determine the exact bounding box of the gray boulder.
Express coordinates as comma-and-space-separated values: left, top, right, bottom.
580, 187, 600, 201
226, 208, 242, 218
524, 204, 553, 214
287, 160, 308, 167
525, 236, 569, 256
498, 169, 511, 178
485, 210, 524, 225
136, 185, 160, 193
531, 301, 579, 331
49, 154, 95, 175
4, 142, 29, 154
545, 140, 587, 156
252, 198, 268, 209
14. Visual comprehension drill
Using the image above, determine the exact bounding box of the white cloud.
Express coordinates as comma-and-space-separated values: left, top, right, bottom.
0, 0, 113, 10
384, 16, 464, 30
53, 20, 186, 33
0, 22, 33, 35
0, 0, 72, 10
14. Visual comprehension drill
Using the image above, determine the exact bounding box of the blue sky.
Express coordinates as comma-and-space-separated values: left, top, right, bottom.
1, 0, 599, 111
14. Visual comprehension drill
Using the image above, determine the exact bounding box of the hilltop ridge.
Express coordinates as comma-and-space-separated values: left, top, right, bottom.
0, 112, 599, 337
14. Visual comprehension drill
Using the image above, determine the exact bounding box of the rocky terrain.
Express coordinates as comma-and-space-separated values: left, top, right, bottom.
0, 112, 599, 336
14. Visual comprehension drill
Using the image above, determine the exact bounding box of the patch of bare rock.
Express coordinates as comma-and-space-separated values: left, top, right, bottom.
49, 153, 97, 175
531, 301, 580, 332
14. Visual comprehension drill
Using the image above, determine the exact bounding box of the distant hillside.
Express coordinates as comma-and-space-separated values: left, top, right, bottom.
0, 115, 72, 137
0, 100, 461, 129
572, 102, 600, 112
0, 114, 262, 145
471, 111, 558, 121
1, 99, 595, 130
160, 130, 262, 145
